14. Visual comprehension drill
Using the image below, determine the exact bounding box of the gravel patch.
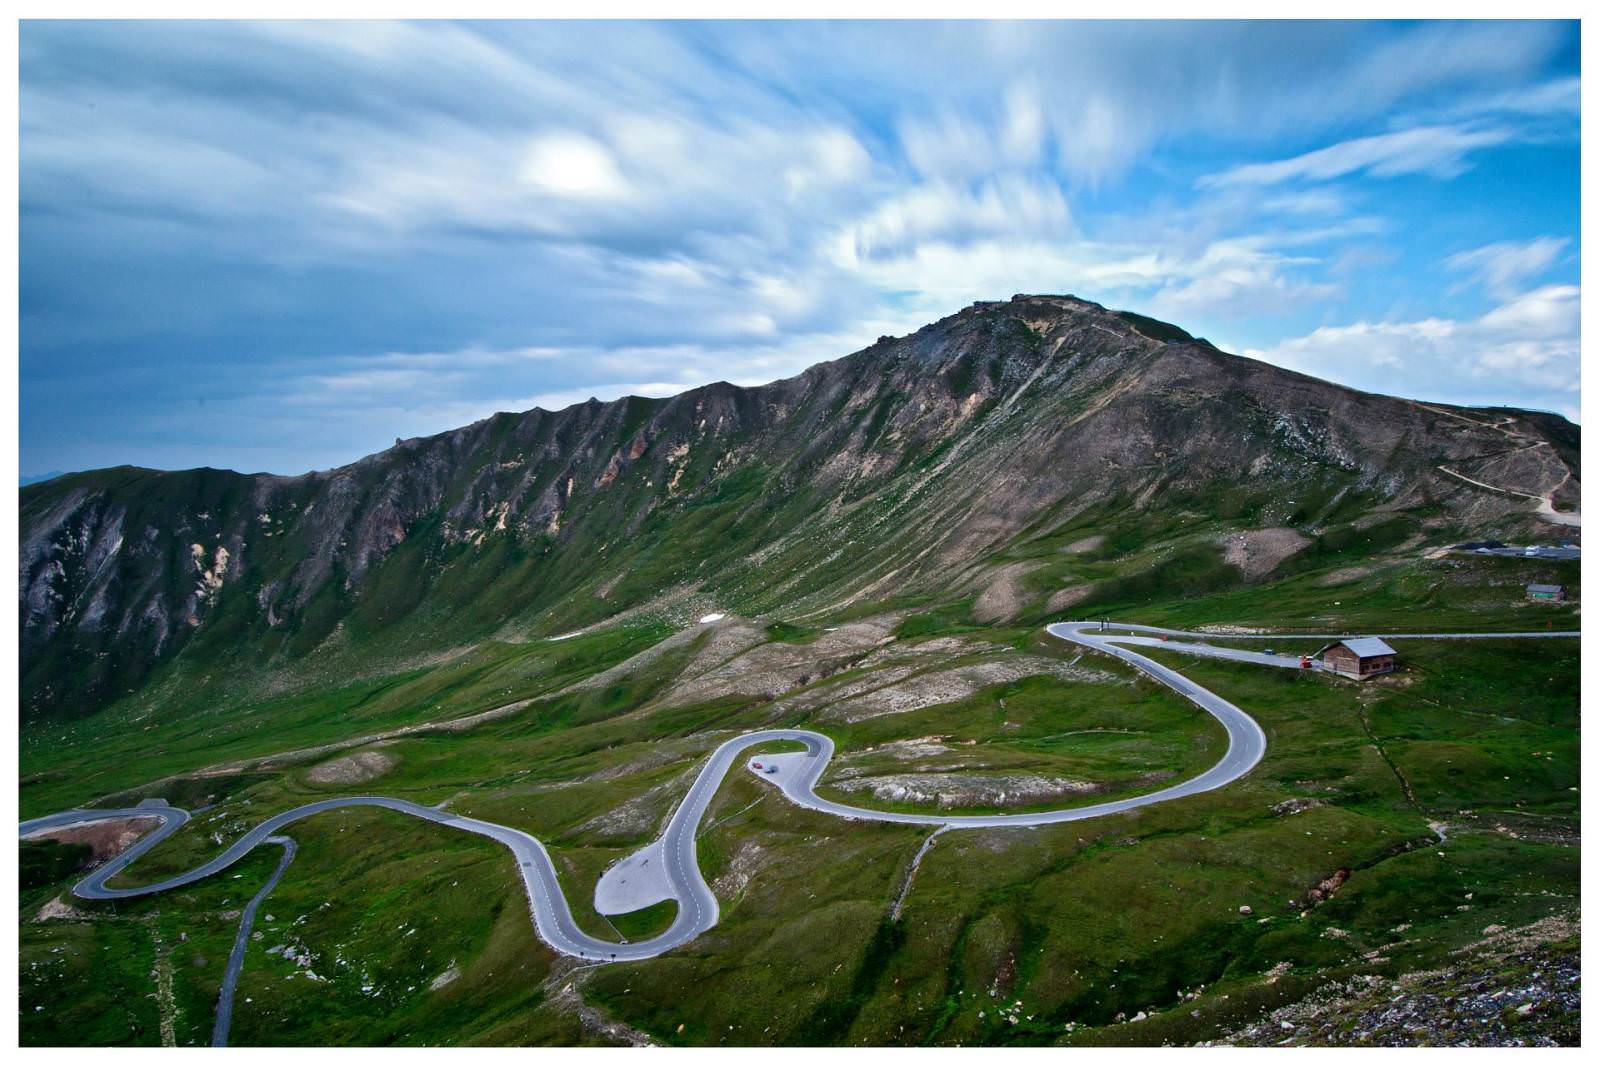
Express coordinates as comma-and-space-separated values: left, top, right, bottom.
305, 750, 397, 786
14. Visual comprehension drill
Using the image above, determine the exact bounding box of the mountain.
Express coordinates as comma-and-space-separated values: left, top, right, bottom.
19, 294, 1580, 723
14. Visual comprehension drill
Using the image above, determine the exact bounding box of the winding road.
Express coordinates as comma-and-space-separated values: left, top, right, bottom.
19, 621, 1579, 969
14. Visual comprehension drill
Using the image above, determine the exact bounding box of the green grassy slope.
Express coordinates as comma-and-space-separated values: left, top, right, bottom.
18, 540, 1579, 1045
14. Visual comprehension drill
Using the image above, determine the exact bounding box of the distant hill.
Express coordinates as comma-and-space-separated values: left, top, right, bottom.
19, 294, 1580, 722
21, 470, 69, 487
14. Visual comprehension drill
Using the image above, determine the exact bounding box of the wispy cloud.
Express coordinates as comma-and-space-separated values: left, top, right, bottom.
1199, 124, 1512, 188
18, 20, 1581, 475
1445, 237, 1570, 300
1425, 75, 1581, 122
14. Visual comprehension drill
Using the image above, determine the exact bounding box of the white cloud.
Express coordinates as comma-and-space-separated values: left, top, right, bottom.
1199, 124, 1512, 188
900, 85, 1045, 179
1445, 237, 1569, 299
834, 177, 1072, 263
784, 129, 871, 198
1244, 285, 1579, 416
1257, 189, 1350, 216
1052, 92, 1142, 183
1430, 76, 1581, 122
901, 113, 997, 180
1145, 238, 1339, 320
316, 107, 880, 254
520, 133, 629, 199
1477, 283, 1579, 341
833, 226, 1342, 327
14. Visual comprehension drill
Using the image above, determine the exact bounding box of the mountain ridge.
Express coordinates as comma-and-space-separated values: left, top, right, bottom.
20, 294, 1580, 723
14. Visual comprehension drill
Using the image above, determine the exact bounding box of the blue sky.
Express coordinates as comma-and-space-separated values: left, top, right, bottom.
20, 19, 1580, 477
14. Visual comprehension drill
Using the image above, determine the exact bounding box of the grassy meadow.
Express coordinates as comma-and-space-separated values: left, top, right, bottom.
18, 544, 1579, 1045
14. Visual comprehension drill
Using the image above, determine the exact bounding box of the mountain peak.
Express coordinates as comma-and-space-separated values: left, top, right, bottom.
19, 296, 1579, 721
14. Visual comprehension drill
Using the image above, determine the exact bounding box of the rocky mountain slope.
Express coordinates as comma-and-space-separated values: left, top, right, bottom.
20, 295, 1580, 722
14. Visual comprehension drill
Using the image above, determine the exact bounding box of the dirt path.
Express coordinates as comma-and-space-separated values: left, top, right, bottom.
1436, 466, 1580, 528
1411, 400, 1578, 528
148, 921, 179, 1047
890, 826, 948, 920
1414, 403, 1547, 445
547, 963, 655, 1046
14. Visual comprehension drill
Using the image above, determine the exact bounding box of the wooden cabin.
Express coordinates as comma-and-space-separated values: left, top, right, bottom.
1526, 583, 1565, 602
1319, 637, 1397, 680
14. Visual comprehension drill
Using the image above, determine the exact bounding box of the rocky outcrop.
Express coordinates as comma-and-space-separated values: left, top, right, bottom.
831, 772, 1101, 809
1211, 913, 1578, 1047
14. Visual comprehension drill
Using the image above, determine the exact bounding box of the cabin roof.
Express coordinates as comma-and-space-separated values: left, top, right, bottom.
1339, 636, 1396, 658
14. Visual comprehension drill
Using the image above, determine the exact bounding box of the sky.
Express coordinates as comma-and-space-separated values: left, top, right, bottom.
19, 19, 1581, 478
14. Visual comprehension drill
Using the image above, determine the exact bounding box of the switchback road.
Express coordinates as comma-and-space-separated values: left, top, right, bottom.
19, 622, 1577, 966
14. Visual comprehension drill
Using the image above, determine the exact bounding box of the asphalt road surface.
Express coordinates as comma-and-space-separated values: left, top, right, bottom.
212, 836, 295, 1047
18, 621, 1578, 966
1460, 546, 1580, 560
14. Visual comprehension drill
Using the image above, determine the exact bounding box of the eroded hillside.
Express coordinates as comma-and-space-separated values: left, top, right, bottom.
20, 295, 1580, 722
